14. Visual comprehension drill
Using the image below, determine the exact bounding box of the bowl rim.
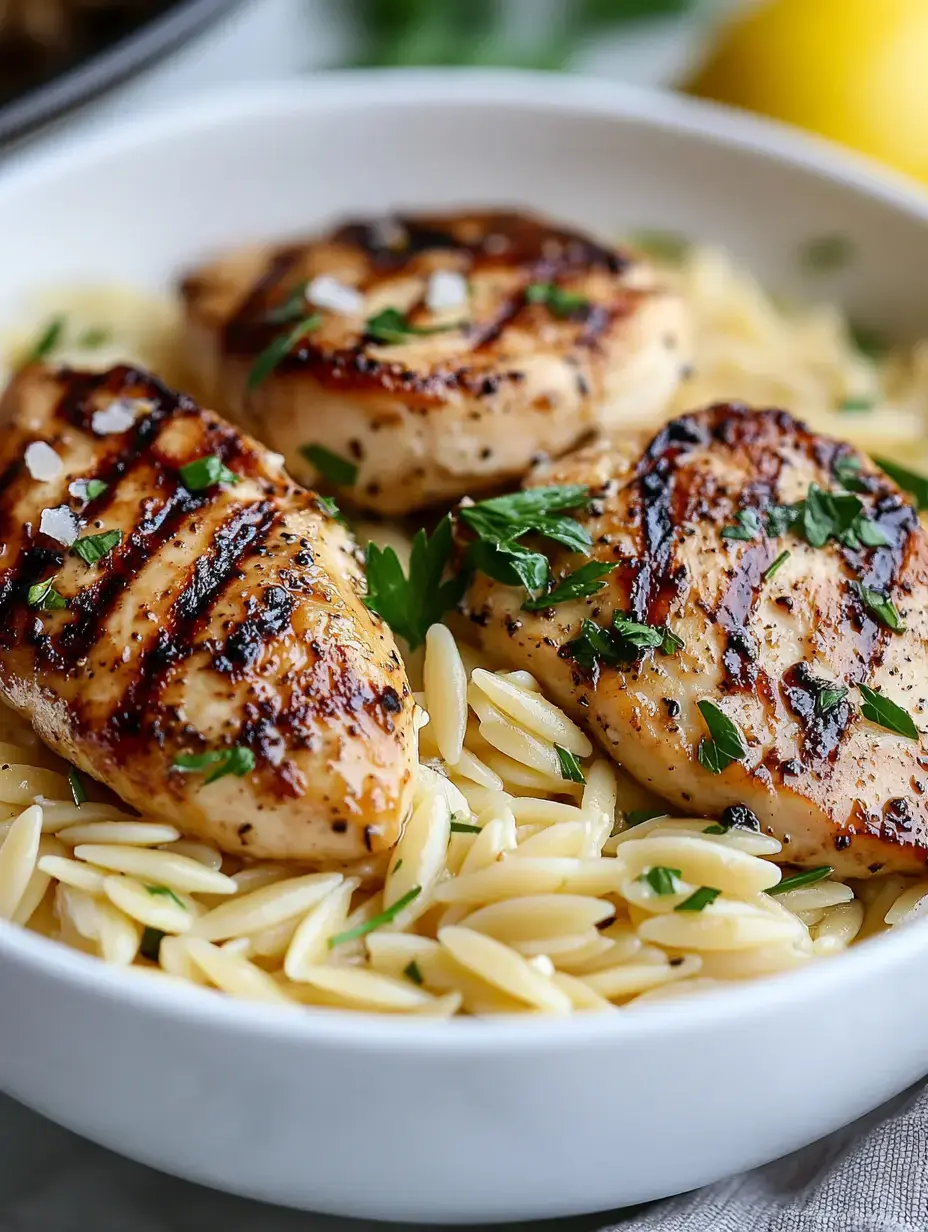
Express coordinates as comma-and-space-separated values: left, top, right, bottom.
3, 68, 928, 1051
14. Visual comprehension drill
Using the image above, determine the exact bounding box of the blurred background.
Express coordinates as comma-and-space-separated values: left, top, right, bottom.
2, 0, 927, 188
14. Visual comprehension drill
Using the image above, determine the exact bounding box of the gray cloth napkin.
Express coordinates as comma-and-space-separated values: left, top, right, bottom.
0, 1085, 925, 1231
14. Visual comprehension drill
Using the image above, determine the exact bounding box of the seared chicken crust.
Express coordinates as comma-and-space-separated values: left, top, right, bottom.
466, 404, 928, 877
180, 210, 690, 515
0, 365, 416, 863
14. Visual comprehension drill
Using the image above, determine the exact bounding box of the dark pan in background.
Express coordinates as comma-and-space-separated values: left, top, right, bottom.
0, 0, 241, 147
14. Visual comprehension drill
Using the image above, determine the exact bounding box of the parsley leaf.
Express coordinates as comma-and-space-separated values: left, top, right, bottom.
762, 550, 790, 581
77, 326, 110, 349
852, 581, 905, 631
767, 866, 833, 896
624, 809, 667, 828
404, 959, 424, 985
850, 323, 888, 360
72, 529, 122, 565
831, 454, 867, 492
696, 700, 747, 775
721, 509, 762, 541
765, 504, 802, 537
521, 559, 617, 610
555, 745, 586, 784
874, 456, 928, 510
316, 495, 347, 527
365, 307, 463, 344
267, 282, 310, 325
146, 884, 187, 909
675, 886, 721, 913
857, 684, 918, 739
461, 485, 592, 599
172, 745, 256, 784
179, 455, 239, 491
364, 515, 465, 650
23, 316, 64, 365
328, 886, 421, 948
816, 684, 848, 716
68, 768, 87, 807
450, 820, 482, 834
638, 866, 682, 895
248, 314, 321, 390
562, 614, 682, 670
800, 234, 855, 274
27, 577, 67, 610
81, 479, 108, 501
628, 230, 690, 263
140, 927, 165, 961
525, 282, 590, 318
838, 397, 874, 414
300, 444, 358, 487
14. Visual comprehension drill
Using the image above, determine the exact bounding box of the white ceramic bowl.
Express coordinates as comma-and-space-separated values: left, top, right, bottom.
2, 72, 928, 1225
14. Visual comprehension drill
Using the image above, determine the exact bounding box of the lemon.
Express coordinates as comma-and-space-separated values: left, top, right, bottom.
686, 0, 928, 185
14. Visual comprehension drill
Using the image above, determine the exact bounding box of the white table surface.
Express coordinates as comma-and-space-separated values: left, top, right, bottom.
0, 3, 714, 1226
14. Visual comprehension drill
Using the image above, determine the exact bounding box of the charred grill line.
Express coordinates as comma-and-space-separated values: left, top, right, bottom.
105, 500, 280, 745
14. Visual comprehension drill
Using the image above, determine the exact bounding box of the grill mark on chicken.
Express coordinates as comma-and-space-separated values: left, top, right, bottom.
219, 211, 637, 390
106, 501, 280, 745
781, 662, 854, 767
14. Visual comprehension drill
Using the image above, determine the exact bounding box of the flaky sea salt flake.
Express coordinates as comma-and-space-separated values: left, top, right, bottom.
24, 441, 63, 482
39, 505, 80, 546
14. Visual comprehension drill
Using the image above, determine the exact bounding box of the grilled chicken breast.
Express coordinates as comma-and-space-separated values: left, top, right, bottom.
466, 403, 928, 877
180, 210, 690, 515
0, 364, 415, 863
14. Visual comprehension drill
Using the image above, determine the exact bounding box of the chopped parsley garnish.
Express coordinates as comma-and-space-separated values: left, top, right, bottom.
800, 234, 855, 274
816, 684, 848, 716
300, 443, 358, 487
81, 479, 108, 501
838, 397, 874, 414
77, 326, 110, 349
721, 509, 762, 541
450, 820, 482, 834
696, 700, 747, 775
767, 866, 833, 895
852, 582, 904, 631
555, 745, 586, 784
831, 454, 867, 492
857, 684, 918, 740
72, 529, 122, 565
765, 504, 802, 537
563, 614, 683, 670
521, 559, 617, 611
248, 314, 322, 390
628, 230, 690, 263
874, 456, 928, 510
328, 886, 421, 948
460, 485, 592, 600
68, 768, 87, 807
702, 824, 726, 835
624, 809, 666, 828
525, 282, 589, 318
179, 455, 240, 490
850, 323, 888, 360
172, 745, 256, 784
27, 577, 67, 610
638, 866, 682, 895
145, 884, 187, 909
675, 886, 721, 912
364, 514, 466, 650
140, 927, 165, 961
762, 550, 790, 581
404, 959, 424, 985
23, 316, 64, 365
365, 307, 463, 344
267, 282, 310, 325
317, 495, 347, 527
